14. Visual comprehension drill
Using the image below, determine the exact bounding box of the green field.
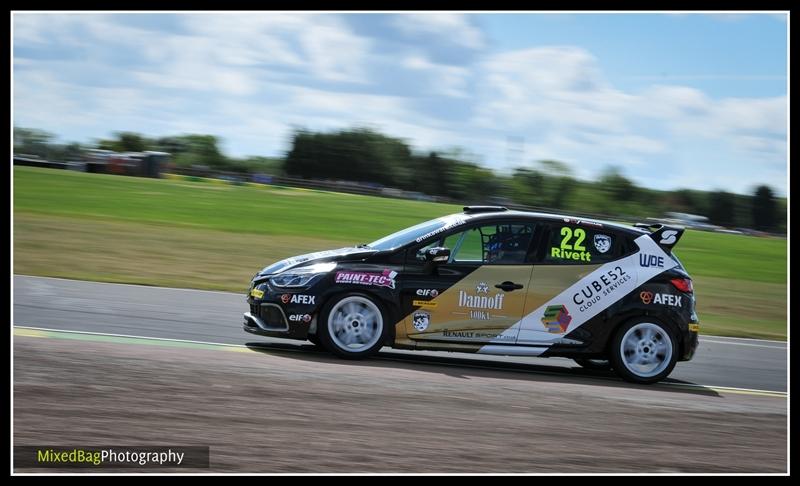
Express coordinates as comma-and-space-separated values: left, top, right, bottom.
13, 167, 787, 340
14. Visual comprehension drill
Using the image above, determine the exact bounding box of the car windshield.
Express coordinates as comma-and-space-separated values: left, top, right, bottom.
367, 214, 467, 251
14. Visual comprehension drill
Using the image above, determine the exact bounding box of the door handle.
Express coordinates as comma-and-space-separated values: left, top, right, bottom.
495, 281, 524, 292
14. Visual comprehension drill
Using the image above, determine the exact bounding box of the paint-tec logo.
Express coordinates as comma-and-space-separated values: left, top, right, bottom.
640, 292, 682, 307
594, 234, 612, 254
541, 305, 572, 333
412, 311, 430, 331
476, 282, 490, 294
281, 294, 316, 305
416, 289, 439, 297
335, 270, 397, 289
660, 230, 678, 245
639, 254, 665, 268
289, 314, 312, 322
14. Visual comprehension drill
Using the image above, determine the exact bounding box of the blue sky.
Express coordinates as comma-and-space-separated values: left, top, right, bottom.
13, 12, 788, 195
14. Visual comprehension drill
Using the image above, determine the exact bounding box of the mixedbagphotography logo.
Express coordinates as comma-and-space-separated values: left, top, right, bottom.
14, 446, 210, 469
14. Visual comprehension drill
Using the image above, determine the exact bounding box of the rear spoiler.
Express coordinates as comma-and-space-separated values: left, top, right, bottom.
633, 223, 685, 251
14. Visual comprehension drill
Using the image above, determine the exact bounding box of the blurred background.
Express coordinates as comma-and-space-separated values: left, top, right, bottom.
13, 12, 787, 340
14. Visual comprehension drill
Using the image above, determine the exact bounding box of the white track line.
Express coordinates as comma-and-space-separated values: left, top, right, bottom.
14, 325, 249, 348
14, 325, 787, 397
701, 335, 787, 344
700, 339, 786, 349
13, 274, 244, 297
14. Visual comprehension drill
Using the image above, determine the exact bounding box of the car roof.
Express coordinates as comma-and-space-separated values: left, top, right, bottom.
455, 208, 648, 236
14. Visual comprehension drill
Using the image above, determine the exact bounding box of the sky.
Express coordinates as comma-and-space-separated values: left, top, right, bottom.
12, 12, 789, 196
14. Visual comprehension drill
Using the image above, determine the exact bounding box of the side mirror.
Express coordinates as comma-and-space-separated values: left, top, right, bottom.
417, 246, 450, 263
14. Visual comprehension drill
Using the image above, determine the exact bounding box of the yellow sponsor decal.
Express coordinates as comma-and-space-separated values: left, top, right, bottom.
413, 300, 438, 309
250, 288, 264, 299
688, 323, 700, 332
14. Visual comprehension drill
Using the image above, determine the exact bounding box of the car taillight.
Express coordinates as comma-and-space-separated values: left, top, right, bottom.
670, 278, 693, 293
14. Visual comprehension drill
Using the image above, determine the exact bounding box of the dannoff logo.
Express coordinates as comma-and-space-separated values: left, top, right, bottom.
458, 290, 504, 310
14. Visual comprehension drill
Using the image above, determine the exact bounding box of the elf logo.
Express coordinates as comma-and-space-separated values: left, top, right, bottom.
416, 289, 439, 297
289, 314, 312, 322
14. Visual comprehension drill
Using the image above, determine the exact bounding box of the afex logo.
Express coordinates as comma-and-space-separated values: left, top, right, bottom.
289, 314, 312, 322
640, 291, 682, 307
416, 289, 439, 297
281, 294, 316, 305
639, 254, 665, 268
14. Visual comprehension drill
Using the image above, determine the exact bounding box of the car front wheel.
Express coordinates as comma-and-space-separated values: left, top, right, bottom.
317, 293, 387, 359
609, 318, 678, 384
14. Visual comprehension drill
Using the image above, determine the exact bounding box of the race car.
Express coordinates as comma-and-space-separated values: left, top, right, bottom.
244, 206, 699, 384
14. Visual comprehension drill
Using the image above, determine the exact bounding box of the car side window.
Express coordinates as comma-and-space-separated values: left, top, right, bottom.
443, 223, 535, 265
541, 223, 620, 264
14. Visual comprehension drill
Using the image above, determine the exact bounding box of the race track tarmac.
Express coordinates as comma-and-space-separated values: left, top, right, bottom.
13, 276, 788, 473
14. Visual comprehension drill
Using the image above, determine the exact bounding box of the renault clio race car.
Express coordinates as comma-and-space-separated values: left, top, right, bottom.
244, 206, 699, 384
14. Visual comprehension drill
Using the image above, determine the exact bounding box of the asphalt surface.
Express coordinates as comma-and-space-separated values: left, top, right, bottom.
13, 335, 787, 472
13, 275, 788, 392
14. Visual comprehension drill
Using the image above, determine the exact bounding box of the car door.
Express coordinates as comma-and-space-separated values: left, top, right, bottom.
403, 221, 539, 346
515, 221, 627, 344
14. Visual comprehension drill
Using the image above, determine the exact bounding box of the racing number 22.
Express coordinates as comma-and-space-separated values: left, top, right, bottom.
560, 227, 586, 251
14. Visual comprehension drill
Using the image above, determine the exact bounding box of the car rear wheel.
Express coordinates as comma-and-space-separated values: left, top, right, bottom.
609, 318, 678, 384
573, 358, 612, 371
317, 293, 387, 359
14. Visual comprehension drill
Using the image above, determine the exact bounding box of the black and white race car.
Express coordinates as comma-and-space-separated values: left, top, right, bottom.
245, 206, 699, 384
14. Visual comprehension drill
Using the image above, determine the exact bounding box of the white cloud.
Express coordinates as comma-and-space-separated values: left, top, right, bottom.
182, 13, 372, 83
11, 13, 787, 195
392, 13, 485, 50
401, 55, 470, 98
467, 45, 786, 192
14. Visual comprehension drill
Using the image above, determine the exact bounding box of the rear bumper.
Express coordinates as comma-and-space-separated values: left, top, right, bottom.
680, 329, 699, 361
679, 312, 701, 361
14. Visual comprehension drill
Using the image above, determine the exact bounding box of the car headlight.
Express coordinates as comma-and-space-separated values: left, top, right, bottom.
271, 262, 337, 288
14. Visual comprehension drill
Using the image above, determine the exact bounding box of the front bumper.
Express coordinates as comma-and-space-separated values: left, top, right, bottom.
243, 309, 310, 340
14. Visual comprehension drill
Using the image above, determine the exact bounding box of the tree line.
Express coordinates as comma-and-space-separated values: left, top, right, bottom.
13, 126, 785, 232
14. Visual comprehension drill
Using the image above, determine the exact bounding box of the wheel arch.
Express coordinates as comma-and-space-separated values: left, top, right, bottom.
601, 308, 685, 359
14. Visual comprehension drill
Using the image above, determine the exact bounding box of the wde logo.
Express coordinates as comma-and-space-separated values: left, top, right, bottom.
541, 304, 572, 334
639, 254, 665, 268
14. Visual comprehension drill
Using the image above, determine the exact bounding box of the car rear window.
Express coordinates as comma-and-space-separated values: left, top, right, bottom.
540, 222, 622, 264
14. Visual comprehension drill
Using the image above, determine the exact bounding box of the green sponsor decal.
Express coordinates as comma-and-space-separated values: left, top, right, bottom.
551, 226, 592, 261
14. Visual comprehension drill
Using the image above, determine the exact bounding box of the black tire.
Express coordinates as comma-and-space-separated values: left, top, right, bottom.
609, 317, 678, 384
573, 358, 612, 371
317, 292, 388, 360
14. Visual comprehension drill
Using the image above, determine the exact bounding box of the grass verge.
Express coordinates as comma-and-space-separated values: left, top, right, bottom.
13, 167, 787, 340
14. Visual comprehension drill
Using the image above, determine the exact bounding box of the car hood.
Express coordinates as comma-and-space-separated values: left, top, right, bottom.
257, 247, 378, 276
